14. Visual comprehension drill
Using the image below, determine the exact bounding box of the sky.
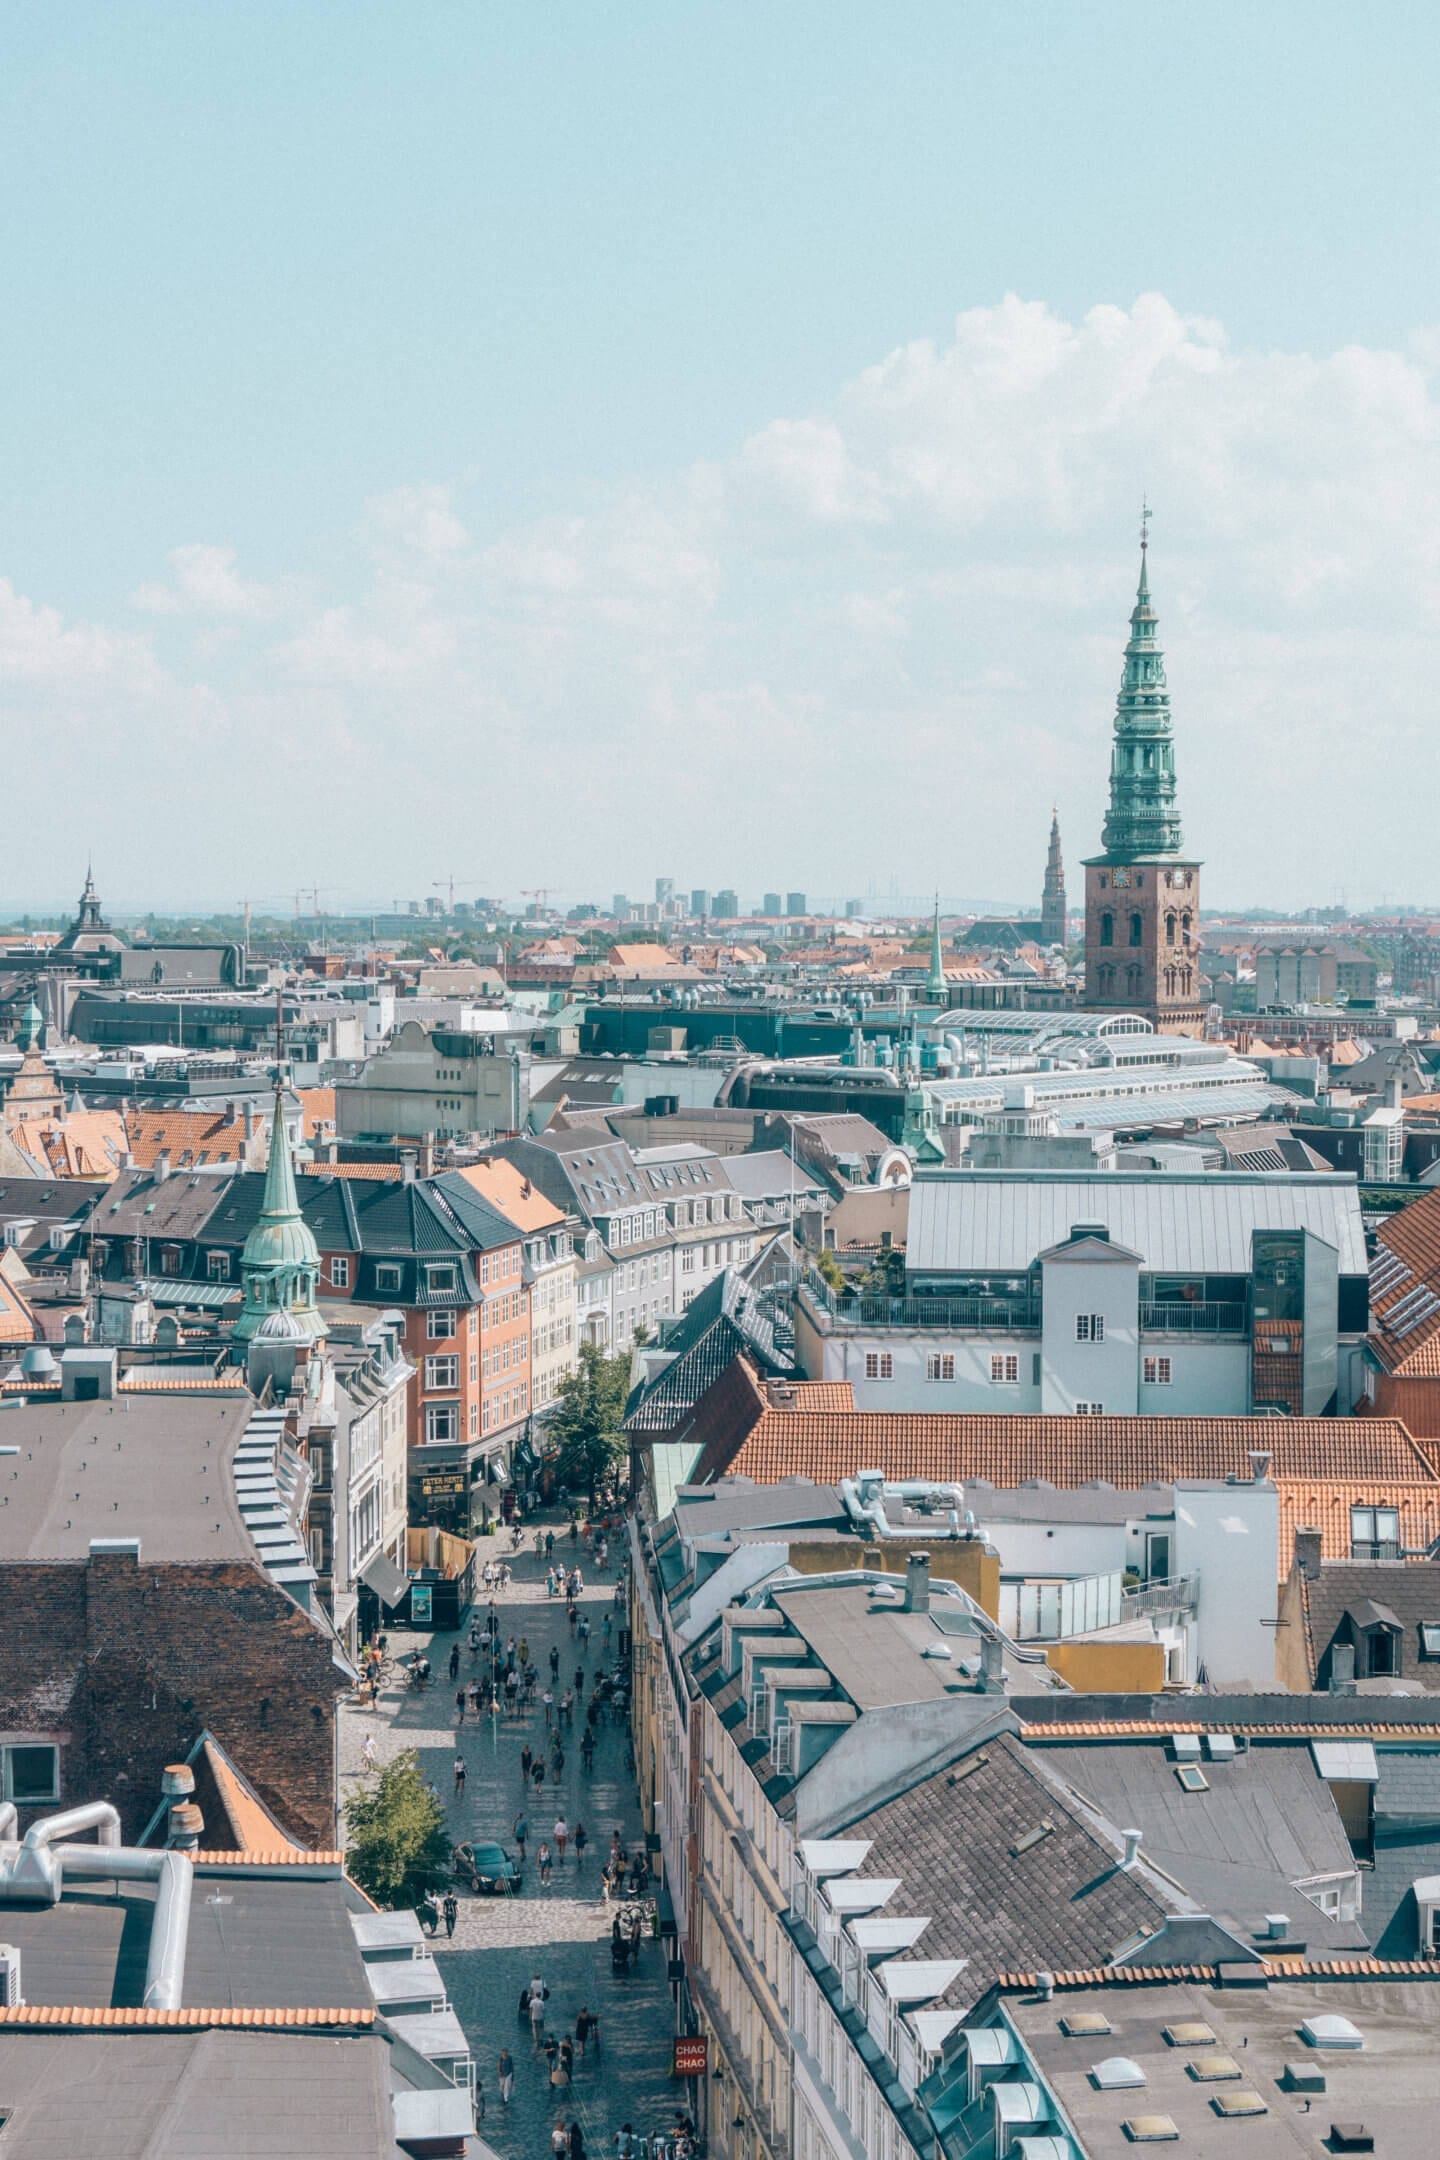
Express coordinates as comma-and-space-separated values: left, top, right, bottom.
2, 3, 1439, 916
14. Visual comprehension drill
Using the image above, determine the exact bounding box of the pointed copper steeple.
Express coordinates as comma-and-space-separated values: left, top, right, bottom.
234, 1086, 324, 1344
1098, 514, 1183, 860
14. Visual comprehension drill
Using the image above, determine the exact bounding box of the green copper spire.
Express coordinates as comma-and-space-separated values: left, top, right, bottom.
17, 997, 42, 1052
234, 1088, 324, 1344
1099, 515, 1184, 860
926, 895, 947, 999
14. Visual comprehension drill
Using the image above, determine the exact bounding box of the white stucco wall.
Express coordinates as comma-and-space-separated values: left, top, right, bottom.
1171, 1479, 1280, 1685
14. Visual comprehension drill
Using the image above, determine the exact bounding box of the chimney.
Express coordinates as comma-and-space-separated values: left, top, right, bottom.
1035, 1971, 1055, 2001
1265, 1913, 1289, 1942
1330, 1641, 1357, 1695
979, 1632, 1004, 1692
904, 1552, 931, 1614
401, 1150, 418, 1184
1122, 1828, 1143, 1870
243, 1101, 257, 1142
154, 1150, 172, 1183
1294, 1525, 1324, 1582
167, 1801, 204, 1851
1248, 1448, 1273, 1484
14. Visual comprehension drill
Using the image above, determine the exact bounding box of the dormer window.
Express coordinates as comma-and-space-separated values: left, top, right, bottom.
1350, 1505, 1400, 1559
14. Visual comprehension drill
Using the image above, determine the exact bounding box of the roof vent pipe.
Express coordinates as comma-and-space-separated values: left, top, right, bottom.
1248, 1449, 1273, 1484
1035, 1971, 1055, 2001
979, 1633, 1004, 1693
1122, 1828, 1143, 1870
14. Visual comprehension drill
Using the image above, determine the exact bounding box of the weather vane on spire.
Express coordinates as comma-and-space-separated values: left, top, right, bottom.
1140, 496, 1152, 552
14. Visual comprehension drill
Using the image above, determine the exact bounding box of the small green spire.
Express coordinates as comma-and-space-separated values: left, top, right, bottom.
234, 1088, 324, 1344
926, 894, 947, 1000
17, 998, 42, 1053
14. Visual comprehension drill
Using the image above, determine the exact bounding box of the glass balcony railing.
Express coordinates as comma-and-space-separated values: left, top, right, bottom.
1139, 1300, 1248, 1335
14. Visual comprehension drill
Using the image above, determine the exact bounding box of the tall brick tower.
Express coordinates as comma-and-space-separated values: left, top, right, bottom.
1083, 517, 1204, 1034
1039, 809, 1067, 944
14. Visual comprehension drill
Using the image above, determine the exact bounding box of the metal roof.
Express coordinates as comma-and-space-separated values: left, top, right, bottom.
908, 1171, 1366, 1277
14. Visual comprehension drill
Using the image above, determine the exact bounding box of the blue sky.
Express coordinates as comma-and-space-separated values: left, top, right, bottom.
2, 4, 1438, 911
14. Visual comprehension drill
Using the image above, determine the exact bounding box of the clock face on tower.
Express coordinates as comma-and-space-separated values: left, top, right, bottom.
1111, 868, 1131, 888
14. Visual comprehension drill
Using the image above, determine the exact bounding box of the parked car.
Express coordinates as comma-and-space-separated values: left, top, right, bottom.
453, 1840, 523, 1895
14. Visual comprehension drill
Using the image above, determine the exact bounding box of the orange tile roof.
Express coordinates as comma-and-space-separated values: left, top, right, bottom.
123, 1107, 250, 1169
453, 1157, 565, 1232
994, 1958, 1440, 1991
201, 1739, 301, 1854
1370, 1188, 1440, 1375
1023, 1718, 1440, 1740
296, 1087, 336, 1137
299, 1160, 401, 1181
705, 1365, 1439, 1575
190, 1847, 343, 1865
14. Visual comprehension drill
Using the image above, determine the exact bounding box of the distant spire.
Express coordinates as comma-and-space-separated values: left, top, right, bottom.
1041, 812, 1067, 943
926, 893, 947, 999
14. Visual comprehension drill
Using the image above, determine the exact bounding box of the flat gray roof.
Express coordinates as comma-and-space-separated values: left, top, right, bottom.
909, 1169, 1366, 1276
0, 1392, 259, 1563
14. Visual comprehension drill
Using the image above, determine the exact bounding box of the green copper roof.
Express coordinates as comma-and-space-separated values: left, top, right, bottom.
17, 998, 42, 1052
235, 1089, 324, 1344
1096, 538, 1184, 861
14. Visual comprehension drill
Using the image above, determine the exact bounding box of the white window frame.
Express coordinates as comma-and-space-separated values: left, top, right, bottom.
926, 1353, 956, 1382
375, 1263, 402, 1293
1075, 1401, 1104, 1416
329, 1255, 350, 1288
424, 1402, 459, 1444
424, 1354, 459, 1391
426, 1308, 454, 1341
1143, 1354, 1172, 1385
1075, 1313, 1105, 1342
863, 1352, 894, 1381
990, 1353, 1019, 1384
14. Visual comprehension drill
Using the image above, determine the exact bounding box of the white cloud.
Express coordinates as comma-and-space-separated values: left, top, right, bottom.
133, 543, 276, 619
368, 485, 470, 562
10, 292, 1440, 904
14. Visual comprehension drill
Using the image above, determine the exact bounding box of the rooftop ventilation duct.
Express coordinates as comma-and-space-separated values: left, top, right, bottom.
1122, 1828, 1143, 1870
0, 1799, 192, 2010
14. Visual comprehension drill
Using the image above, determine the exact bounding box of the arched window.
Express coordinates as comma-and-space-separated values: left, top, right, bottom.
1126, 963, 1142, 994
1100, 912, 1114, 948
1129, 912, 1144, 947
1098, 964, 1115, 994
1165, 912, 1177, 944
1181, 911, 1192, 943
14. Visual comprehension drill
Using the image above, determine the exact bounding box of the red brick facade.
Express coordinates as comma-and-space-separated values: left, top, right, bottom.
1084, 857, 1205, 1034
1, 1549, 344, 1847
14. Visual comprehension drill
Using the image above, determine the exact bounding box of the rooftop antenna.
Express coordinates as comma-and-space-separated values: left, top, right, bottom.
1140, 495, 1152, 553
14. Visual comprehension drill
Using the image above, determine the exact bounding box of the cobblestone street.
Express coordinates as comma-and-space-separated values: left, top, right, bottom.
339, 1527, 687, 2159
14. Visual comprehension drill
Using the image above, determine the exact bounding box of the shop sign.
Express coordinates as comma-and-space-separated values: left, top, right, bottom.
410, 1584, 433, 1624
672, 2036, 707, 2077
421, 1473, 466, 1496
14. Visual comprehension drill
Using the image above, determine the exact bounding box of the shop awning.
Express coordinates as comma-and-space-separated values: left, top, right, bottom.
359, 1551, 410, 1609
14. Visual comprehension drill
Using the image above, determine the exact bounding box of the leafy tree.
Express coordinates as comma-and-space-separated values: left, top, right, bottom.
344, 1749, 452, 1910
815, 1247, 846, 1295
548, 1341, 631, 1503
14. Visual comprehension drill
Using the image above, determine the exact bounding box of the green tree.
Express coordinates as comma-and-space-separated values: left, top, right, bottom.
548, 1340, 631, 1503
344, 1749, 452, 1910
815, 1247, 846, 1295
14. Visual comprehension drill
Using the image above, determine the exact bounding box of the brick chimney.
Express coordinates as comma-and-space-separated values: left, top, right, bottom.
903, 1552, 930, 1614
1294, 1525, 1324, 1583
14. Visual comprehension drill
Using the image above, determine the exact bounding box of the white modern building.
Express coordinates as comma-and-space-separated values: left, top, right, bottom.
795, 1169, 1369, 1417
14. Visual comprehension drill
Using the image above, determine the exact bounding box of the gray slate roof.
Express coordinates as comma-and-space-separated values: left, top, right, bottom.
1303, 1561, 1440, 1692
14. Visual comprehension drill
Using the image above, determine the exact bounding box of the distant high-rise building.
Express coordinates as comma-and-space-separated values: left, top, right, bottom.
655, 877, 674, 904
786, 892, 807, 917
763, 892, 783, 917
845, 899, 864, 918
714, 888, 739, 919
690, 889, 710, 918
612, 893, 629, 919
1083, 521, 1204, 1034
1040, 809, 1067, 944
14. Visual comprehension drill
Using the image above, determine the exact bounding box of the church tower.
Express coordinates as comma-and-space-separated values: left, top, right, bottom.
1083, 521, 1204, 1034
1039, 810, 1067, 945
235, 1088, 325, 1346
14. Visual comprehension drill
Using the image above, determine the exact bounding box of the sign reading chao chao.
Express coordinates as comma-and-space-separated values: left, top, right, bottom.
421, 1473, 467, 1496
672, 2036, 708, 2078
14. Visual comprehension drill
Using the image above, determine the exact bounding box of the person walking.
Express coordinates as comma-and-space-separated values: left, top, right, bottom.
628, 1905, 644, 1954
560, 1689, 574, 1726
496, 2047, 514, 2106
551, 1744, 565, 1784
551, 2125, 568, 2160
513, 1809, 528, 1858
532, 1757, 546, 1796
518, 1634, 530, 1667
569, 2119, 586, 2160
537, 1840, 553, 1886
602, 1611, 612, 1650
579, 1616, 591, 1649
449, 1641, 461, 1682
573, 1821, 588, 1867
574, 1664, 586, 1699
360, 1732, 378, 1773
505, 1668, 520, 1715
453, 1753, 467, 1795
455, 1688, 466, 1725
558, 2035, 574, 2082
575, 2006, 593, 2061
549, 1643, 561, 1682
554, 1815, 568, 1863
543, 1687, 555, 1727
528, 1974, 548, 2046
442, 1890, 458, 1938
521, 1744, 533, 1784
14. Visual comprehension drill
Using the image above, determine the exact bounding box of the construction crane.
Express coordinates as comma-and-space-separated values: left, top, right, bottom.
432, 874, 479, 916
519, 887, 557, 914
